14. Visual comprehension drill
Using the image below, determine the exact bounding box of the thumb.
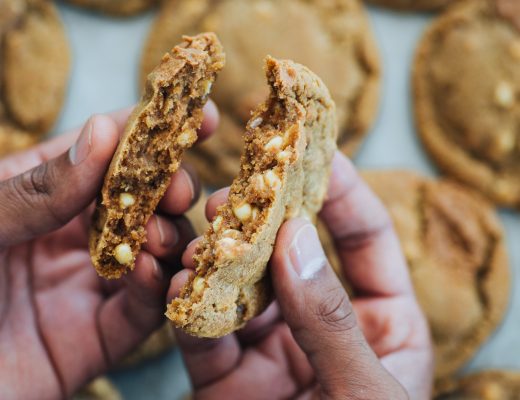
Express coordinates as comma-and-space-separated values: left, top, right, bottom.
0, 115, 119, 247
271, 218, 407, 399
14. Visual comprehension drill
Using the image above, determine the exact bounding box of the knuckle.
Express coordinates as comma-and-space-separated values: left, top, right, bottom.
315, 287, 357, 333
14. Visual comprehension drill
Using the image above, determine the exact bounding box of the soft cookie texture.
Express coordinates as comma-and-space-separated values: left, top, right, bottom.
365, 0, 453, 11
167, 57, 337, 338
63, 0, 158, 16
363, 171, 510, 380
0, 0, 70, 156
141, 0, 379, 187
414, 0, 520, 208
435, 370, 520, 399
90, 33, 225, 279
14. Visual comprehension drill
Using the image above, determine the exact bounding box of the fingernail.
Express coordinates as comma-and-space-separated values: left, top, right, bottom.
151, 256, 163, 281
69, 118, 93, 165
155, 216, 178, 248
288, 223, 326, 280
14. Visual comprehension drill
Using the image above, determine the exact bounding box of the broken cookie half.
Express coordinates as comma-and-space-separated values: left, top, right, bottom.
89, 33, 225, 279
167, 57, 337, 338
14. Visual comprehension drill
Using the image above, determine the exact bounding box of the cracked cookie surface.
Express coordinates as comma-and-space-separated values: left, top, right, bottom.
167, 57, 337, 338
63, 0, 158, 16
363, 170, 510, 380
365, 0, 453, 11
0, 0, 70, 156
435, 370, 520, 399
89, 33, 225, 279
141, 0, 379, 187
414, 0, 520, 208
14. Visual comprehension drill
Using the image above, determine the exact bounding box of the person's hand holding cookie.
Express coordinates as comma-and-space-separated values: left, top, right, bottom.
0, 103, 218, 399
170, 152, 434, 400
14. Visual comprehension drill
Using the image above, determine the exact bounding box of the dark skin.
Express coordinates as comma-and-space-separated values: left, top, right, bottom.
0, 104, 433, 399
170, 153, 434, 400
0, 103, 218, 400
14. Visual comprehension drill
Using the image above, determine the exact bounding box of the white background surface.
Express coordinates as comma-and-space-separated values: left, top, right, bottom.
51, 3, 520, 398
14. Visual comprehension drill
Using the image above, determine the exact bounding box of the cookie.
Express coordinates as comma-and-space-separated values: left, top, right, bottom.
414, 0, 520, 208
119, 323, 176, 368
363, 171, 510, 379
166, 57, 337, 338
0, 0, 70, 157
74, 377, 121, 400
435, 370, 520, 399
63, 0, 157, 17
89, 33, 225, 279
365, 0, 453, 11
141, 0, 380, 187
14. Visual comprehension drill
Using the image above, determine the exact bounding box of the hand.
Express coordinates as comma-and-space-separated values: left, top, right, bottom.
170, 152, 434, 400
0, 102, 219, 400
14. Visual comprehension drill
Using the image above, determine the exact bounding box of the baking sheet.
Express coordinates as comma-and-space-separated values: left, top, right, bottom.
52, 4, 520, 399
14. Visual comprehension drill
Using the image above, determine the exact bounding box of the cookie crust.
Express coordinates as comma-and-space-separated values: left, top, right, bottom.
141, 0, 379, 187
89, 33, 225, 279
0, 0, 70, 156
167, 57, 337, 338
363, 170, 510, 380
366, 0, 453, 11
435, 370, 520, 399
63, 0, 157, 17
414, 0, 520, 208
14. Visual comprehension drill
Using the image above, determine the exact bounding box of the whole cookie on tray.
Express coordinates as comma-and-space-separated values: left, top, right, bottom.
435, 370, 520, 399
167, 57, 337, 338
363, 171, 510, 380
0, 0, 70, 157
63, 0, 158, 16
89, 33, 225, 279
414, 0, 520, 208
141, 0, 379, 187
365, 0, 453, 11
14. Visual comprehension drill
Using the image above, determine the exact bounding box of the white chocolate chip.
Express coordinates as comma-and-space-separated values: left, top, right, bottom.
509, 40, 520, 60
264, 136, 283, 151
253, 174, 266, 192
276, 150, 291, 163
254, 1, 274, 18
495, 129, 515, 153
251, 206, 259, 220
264, 170, 281, 190
250, 117, 263, 129
212, 216, 223, 232
221, 228, 239, 236
494, 81, 515, 108
233, 202, 252, 222
114, 243, 133, 265
119, 193, 135, 209
177, 130, 196, 146
201, 80, 213, 95
192, 276, 205, 295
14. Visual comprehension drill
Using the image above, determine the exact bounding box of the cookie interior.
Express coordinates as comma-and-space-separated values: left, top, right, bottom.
90, 34, 225, 279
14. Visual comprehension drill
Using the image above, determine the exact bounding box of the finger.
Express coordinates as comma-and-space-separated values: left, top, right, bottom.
0, 109, 133, 181
319, 152, 413, 297
167, 269, 242, 390
181, 237, 202, 270
198, 99, 219, 141
205, 187, 230, 221
0, 115, 120, 247
271, 218, 408, 399
143, 215, 196, 265
235, 302, 282, 345
158, 165, 200, 215
97, 251, 168, 365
